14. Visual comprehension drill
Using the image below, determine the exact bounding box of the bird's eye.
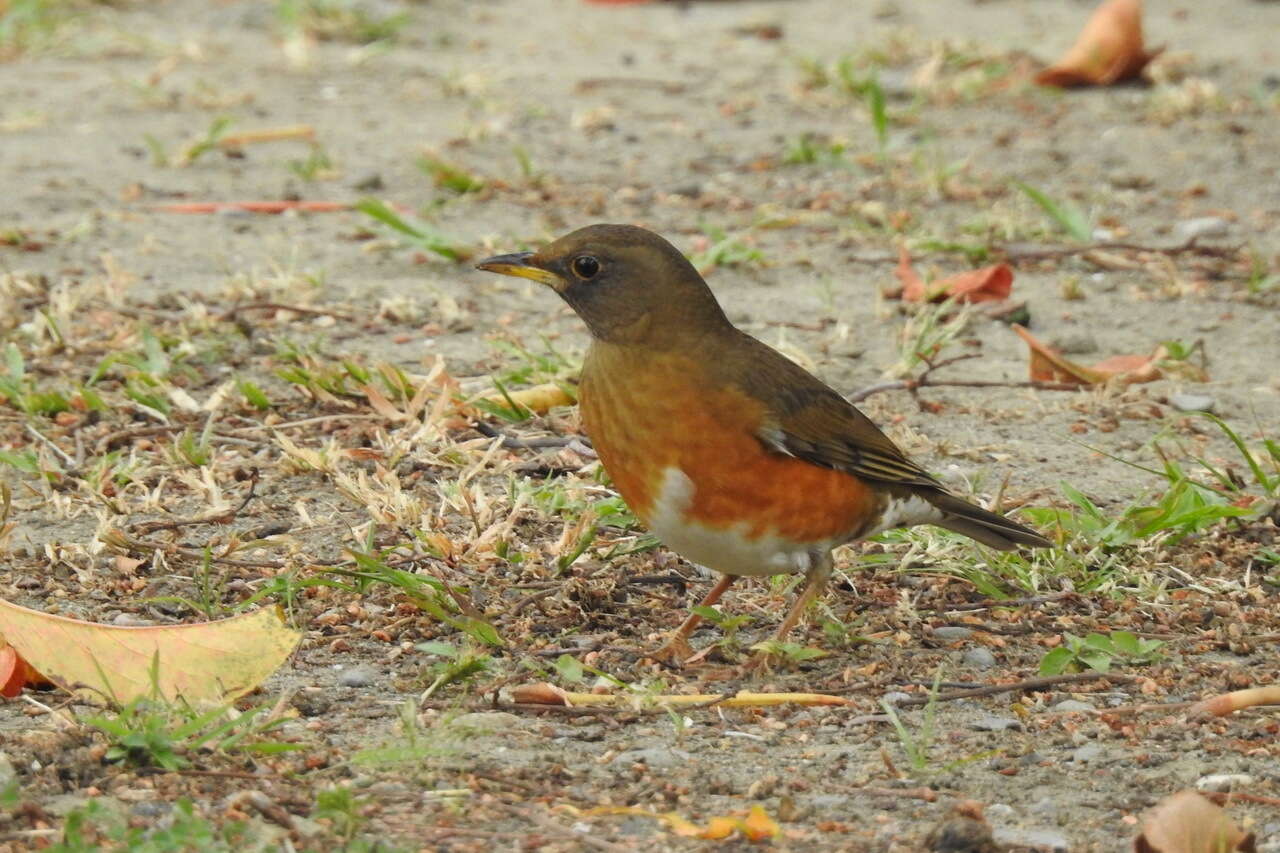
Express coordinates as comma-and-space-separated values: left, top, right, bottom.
571, 255, 601, 280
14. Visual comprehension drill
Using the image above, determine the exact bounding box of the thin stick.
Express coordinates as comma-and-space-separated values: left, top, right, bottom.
130, 470, 259, 534
893, 672, 1136, 706
846, 237, 1240, 266
153, 200, 348, 215
218, 301, 354, 322
849, 378, 1081, 404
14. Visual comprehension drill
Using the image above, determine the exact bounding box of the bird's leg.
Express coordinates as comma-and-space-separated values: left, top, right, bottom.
649, 574, 736, 666
745, 553, 833, 674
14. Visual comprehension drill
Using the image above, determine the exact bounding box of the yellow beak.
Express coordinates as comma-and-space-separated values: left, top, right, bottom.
475, 252, 564, 290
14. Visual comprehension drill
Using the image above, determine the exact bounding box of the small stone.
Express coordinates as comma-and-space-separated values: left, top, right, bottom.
971, 715, 1021, 732
1170, 393, 1215, 413
1175, 216, 1230, 242
1072, 743, 1106, 763
1051, 699, 1096, 713
450, 712, 524, 732
336, 664, 377, 688
993, 826, 1071, 852
111, 613, 153, 627
932, 626, 973, 641
1195, 773, 1254, 793
1050, 333, 1098, 355
985, 803, 1016, 821
352, 173, 384, 192
610, 747, 691, 770
131, 801, 172, 819
292, 688, 332, 717
880, 691, 914, 706
962, 647, 998, 670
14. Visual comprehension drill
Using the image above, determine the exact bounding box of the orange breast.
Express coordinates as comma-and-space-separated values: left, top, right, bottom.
580, 348, 878, 546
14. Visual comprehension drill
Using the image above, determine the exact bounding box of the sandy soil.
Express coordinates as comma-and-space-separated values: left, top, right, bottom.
1, 0, 1278, 850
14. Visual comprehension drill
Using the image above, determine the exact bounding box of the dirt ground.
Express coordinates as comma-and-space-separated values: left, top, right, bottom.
1, 0, 1279, 850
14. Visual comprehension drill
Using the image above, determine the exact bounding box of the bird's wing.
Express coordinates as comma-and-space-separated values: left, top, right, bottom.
727, 333, 943, 491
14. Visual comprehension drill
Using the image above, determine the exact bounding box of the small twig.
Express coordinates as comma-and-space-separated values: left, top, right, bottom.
935, 592, 1078, 613
471, 420, 583, 450
893, 672, 1136, 706
855, 786, 938, 802
509, 587, 559, 617
218, 302, 354, 323
1203, 791, 1280, 808
848, 377, 1081, 404
129, 470, 259, 535
23, 424, 79, 472
846, 237, 1240, 266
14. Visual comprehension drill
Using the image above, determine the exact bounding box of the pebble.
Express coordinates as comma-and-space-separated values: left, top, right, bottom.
1175, 216, 1231, 242
880, 691, 914, 706
131, 801, 172, 819
111, 612, 153, 627
1051, 333, 1099, 355
1051, 699, 1096, 713
292, 688, 332, 717
610, 747, 692, 770
962, 647, 997, 670
971, 715, 1021, 732
1195, 773, 1254, 792
1170, 393, 1216, 413
993, 826, 1071, 852
932, 626, 973, 641
1072, 743, 1106, 764
336, 664, 377, 688
986, 803, 1016, 821
451, 712, 524, 731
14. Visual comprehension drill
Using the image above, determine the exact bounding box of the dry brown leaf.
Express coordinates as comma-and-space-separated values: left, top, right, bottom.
1134, 790, 1255, 853
1037, 0, 1160, 88
0, 599, 300, 705
1013, 324, 1164, 386
896, 247, 1014, 304
1189, 685, 1280, 718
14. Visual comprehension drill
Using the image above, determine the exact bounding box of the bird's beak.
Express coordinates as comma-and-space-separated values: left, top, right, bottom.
475, 252, 565, 291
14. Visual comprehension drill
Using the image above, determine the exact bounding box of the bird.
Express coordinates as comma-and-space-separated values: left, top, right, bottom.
477, 224, 1050, 667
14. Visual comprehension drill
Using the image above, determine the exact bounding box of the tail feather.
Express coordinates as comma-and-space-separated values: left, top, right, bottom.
927, 492, 1052, 551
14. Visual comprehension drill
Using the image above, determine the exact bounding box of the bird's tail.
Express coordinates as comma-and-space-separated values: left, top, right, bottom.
927, 492, 1052, 551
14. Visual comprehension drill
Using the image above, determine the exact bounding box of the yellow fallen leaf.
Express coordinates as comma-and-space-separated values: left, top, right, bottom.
0, 600, 300, 705
476, 382, 576, 416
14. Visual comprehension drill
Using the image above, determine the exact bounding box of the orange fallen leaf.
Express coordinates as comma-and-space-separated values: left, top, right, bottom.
583, 805, 780, 843
0, 640, 51, 697
1013, 324, 1164, 386
896, 247, 1013, 304
1134, 790, 1255, 853
1037, 0, 1160, 88
1189, 685, 1280, 718
0, 599, 300, 705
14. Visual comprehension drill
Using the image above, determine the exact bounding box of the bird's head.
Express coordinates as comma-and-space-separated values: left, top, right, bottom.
476, 224, 730, 346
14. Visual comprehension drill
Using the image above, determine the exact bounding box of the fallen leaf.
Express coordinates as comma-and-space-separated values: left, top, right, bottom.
1013, 324, 1164, 385
0, 640, 50, 697
1189, 685, 1280, 718
0, 600, 300, 705
583, 805, 780, 843
896, 247, 1013, 304
1037, 0, 1160, 88
475, 383, 576, 417
1134, 790, 1255, 853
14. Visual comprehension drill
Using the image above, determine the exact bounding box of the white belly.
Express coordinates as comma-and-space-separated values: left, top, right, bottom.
646, 467, 827, 577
